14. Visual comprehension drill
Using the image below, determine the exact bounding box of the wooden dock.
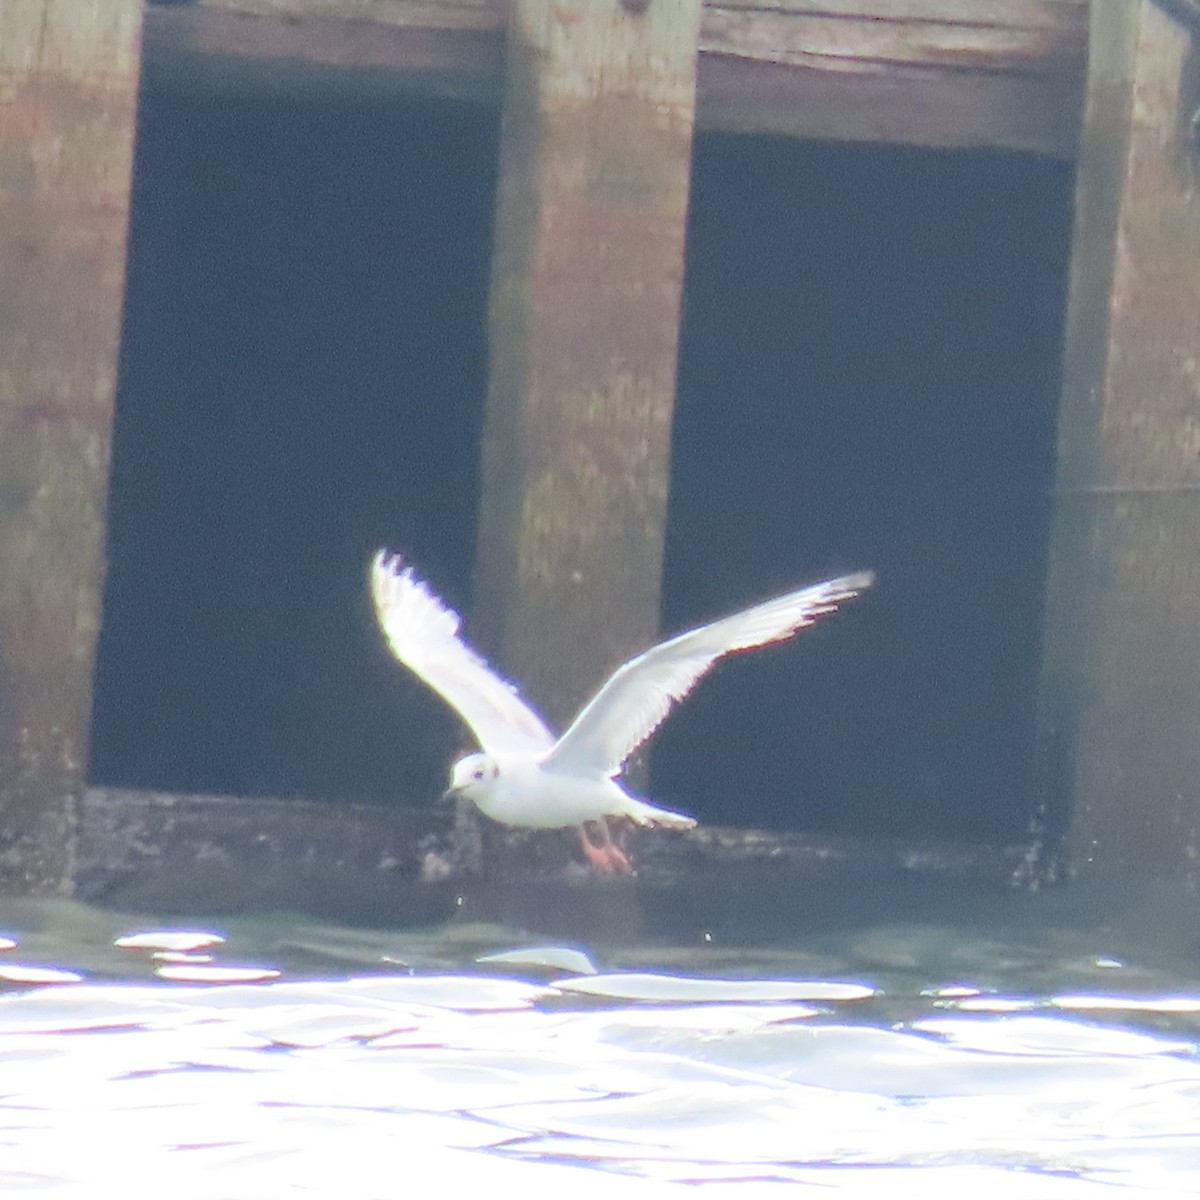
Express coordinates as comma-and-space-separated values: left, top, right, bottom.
2, 0, 1200, 898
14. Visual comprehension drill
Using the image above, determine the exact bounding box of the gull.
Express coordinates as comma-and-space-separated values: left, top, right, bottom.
370, 551, 873, 874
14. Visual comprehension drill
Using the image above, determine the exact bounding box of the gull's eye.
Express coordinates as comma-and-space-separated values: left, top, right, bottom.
471, 767, 486, 781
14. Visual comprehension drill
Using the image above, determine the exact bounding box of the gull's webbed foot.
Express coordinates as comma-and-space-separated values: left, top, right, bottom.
578, 819, 635, 875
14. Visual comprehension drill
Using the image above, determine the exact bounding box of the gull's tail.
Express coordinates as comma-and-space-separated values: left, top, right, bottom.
616, 795, 697, 830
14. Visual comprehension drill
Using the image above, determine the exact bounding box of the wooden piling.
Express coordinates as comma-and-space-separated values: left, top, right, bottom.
474, 0, 700, 725
0, 0, 142, 893
1035, 0, 1200, 879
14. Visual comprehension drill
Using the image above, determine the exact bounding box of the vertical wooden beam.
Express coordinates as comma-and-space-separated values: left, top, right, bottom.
1035, 0, 1200, 880
475, 0, 700, 726
0, 0, 142, 893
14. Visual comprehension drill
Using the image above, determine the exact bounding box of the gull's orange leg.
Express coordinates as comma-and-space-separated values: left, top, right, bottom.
578, 819, 634, 875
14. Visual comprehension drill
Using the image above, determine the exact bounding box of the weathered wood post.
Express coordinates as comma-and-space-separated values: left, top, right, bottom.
1035, 0, 1200, 879
0, 1, 142, 892
474, 0, 700, 726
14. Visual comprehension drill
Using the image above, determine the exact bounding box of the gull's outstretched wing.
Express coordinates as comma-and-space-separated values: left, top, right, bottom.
546, 571, 873, 778
370, 551, 555, 757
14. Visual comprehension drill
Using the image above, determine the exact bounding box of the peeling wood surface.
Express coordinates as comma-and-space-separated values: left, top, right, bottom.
168, 0, 506, 28
702, 2, 1085, 75
0, 0, 143, 895
143, 0, 1088, 156
1035, 0, 1200, 880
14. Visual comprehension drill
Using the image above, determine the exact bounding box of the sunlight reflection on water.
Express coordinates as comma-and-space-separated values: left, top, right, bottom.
0, 905, 1197, 1197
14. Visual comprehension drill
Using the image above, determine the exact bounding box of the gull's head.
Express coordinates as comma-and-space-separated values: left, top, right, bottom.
444, 751, 500, 803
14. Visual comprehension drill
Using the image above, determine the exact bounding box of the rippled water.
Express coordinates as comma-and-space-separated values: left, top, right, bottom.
1, 896, 1199, 1197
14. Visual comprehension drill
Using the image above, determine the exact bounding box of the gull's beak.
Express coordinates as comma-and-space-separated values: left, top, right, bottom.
441, 786, 460, 805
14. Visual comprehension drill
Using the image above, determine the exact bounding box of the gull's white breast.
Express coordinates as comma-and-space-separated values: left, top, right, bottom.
470, 758, 629, 829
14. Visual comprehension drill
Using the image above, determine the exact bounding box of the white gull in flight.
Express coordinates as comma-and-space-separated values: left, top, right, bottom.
370, 551, 873, 873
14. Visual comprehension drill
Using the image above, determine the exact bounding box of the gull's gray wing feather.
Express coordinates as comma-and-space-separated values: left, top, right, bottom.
546, 572, 873, 778
370, 551, 555, 756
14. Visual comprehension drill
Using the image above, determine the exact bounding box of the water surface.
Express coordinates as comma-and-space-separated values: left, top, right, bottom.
1, 896, 1197, 1197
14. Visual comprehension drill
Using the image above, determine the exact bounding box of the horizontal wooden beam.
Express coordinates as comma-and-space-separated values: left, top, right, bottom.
143, 0, 1088, 156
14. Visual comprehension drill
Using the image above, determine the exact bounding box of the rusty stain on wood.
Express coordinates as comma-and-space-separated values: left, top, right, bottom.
142, 0, 1088, 157
1035, 0, 1200, 881
0, 0, 142, 894
471, 0, 699, 727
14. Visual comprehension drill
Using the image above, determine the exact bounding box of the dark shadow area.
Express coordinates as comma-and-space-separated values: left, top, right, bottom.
91, 88, 500, 806
93, 85, 1073, 849
655, 136, 1073, 843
